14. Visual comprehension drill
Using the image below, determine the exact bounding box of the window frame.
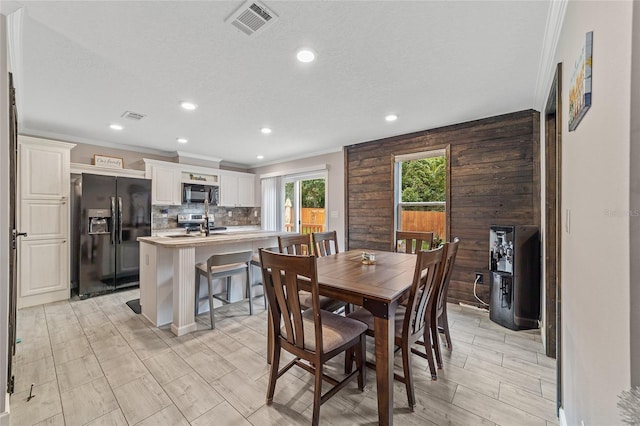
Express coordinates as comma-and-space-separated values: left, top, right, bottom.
393, 146, 451, 243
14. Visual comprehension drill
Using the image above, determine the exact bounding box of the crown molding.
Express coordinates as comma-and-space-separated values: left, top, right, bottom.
533, 0, 568, 109
175, 151, 222, 164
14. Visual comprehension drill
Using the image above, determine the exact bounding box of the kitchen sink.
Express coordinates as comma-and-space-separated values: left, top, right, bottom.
163, 234, 200, 238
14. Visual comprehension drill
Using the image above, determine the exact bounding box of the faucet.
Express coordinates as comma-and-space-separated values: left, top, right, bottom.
203, 199, 211, 236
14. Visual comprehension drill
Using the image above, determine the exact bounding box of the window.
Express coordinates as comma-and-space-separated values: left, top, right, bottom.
283, 172, 327, 234
394, 149, 448, 241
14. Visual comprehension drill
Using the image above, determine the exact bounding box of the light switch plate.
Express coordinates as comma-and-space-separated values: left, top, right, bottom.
228, 211, 233, 217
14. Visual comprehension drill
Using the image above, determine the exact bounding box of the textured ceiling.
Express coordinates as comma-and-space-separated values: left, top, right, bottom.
3, 1, 550, 167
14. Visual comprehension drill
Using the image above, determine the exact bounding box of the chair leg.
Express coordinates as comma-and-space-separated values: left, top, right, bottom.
247, 267, 254, 316
402, 344, 416, 411
194, 272, 200, 317
441, 309, 453, 350
262, 287, 267, 309
432, 320, 443, 369
226, 276, 232, 301
344, 347, 353, 374
207, 272, 215, 330
356, 334, 366, 391
423, 326, 437, 380
267, 313, 273, 365
266, 340, 281, 404
312, 363, 323, 426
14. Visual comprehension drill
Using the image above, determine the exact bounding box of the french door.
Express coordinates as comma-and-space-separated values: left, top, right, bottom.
282, 172, 327, 235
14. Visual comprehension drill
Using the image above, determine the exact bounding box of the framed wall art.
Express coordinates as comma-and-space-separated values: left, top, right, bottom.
568, 31, 593, 132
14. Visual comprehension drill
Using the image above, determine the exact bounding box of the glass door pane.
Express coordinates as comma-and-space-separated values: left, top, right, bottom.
283, 174, 326, 234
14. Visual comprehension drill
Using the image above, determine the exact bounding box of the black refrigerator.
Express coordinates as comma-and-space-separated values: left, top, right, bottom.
71, 173, 151, 299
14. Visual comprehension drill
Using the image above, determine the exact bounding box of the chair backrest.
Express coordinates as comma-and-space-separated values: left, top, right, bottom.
259, 249, 322, 353
312, 231, 339, 257
403, 246, 444, 340
435, 238, 460, 316
278, 234, 312, 255
207, 250, 253, 269
395, 231, 435, 254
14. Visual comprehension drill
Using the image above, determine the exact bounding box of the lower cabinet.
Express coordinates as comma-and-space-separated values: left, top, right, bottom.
19, 238, 69, 307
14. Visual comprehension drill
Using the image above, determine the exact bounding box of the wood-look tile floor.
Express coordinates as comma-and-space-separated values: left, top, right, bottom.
9, 289, 558, 426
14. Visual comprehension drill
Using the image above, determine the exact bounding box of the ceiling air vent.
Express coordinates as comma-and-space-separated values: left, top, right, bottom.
226, 1, 278, 36
121, 111, 146, 121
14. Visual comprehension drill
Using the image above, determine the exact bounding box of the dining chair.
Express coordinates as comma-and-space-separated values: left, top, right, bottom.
312, 230, 339, 257
259, 249, 367, 426
346, 246, 444, 410
195, 250, 253, 329
278, 233, 312, 256
249, 247, 279, 310
430, 238, 460, 367
277, 234, 346, 313
395, 230, 435, 254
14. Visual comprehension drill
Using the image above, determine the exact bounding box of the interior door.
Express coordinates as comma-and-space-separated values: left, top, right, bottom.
8, 73, 19, 394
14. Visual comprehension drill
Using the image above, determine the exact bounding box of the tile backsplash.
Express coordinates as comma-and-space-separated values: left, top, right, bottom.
152, 204, 261, 230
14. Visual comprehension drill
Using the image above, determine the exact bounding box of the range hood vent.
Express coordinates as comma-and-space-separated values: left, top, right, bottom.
121, 111, 146, 121
226, 1, 278, 36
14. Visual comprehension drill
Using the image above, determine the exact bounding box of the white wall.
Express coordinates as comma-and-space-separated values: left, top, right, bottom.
548, 1, 632, 424
630, 1, 640, 388
250, 151, 345, 249
0, 13, 11, 426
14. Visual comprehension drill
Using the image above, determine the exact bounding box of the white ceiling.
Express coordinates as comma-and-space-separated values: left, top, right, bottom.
2, 1, 551, 168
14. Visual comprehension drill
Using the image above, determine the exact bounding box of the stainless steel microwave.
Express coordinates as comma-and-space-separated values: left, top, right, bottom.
182, 183, 219, 205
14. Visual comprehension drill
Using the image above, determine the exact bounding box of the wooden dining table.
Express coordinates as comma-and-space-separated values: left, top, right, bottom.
314, 249, 418, 426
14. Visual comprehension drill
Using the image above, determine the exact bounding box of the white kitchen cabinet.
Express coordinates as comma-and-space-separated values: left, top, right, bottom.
220, 172, 255, 207
20, 199, 68, 240
151, 165, 182, 205
19, 239, 69, 301
17, 136, 75, 308
19, 139, 70, 199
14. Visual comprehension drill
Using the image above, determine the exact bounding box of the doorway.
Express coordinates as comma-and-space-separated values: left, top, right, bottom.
283, 172, 327, 235
544, 63, 562, 412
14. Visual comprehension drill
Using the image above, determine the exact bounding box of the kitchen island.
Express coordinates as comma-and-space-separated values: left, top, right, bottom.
138, 230, 289, 336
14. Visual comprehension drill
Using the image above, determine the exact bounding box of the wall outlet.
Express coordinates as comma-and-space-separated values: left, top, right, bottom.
475, 273, 484, 284
228, 211, 232, 217
254, 210, 258, 217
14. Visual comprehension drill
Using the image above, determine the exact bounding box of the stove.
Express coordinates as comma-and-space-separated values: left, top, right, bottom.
177, 213, 226, 232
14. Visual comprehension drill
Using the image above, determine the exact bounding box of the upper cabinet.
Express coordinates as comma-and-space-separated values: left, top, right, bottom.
150, 165, 181, 206
20, 138, 71, 199
219, 171, 256, 207
144, 159, 255, 207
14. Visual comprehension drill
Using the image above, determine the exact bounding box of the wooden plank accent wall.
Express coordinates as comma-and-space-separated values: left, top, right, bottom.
345, 110, 540, 307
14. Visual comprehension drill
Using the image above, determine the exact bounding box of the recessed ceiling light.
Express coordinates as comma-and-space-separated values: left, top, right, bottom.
257, 155, 264, 160
109, 124, 123, 130
180, 101, 198, 111
296, 48, 316, 63
261, 127, 272, 134
176, 137, 188, 144
385, 114, 398, 122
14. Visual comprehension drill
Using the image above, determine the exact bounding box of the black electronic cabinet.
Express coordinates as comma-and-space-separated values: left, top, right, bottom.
489, 225, 540, 330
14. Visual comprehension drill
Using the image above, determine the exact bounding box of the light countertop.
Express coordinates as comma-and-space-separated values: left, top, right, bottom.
138, 230, 290, 248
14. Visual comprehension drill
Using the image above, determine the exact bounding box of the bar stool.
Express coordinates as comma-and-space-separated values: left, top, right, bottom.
195, 250, 253, 329
250, 247, 279, 310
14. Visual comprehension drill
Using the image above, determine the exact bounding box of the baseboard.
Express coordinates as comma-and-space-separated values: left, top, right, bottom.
459, 302, 489, 313
0, 394, 9, 426
559, 407, 567, 426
